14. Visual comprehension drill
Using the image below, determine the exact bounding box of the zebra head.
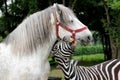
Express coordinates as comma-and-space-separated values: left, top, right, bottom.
51, 39, 76, 59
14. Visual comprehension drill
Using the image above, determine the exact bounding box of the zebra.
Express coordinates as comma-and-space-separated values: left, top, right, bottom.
51, 39, 120, 80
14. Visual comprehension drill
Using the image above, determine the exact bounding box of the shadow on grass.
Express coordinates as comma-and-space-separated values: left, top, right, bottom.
78, 60, 104, 66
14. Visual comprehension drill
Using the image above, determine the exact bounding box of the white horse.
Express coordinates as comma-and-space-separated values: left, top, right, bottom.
0, 3, 92, 80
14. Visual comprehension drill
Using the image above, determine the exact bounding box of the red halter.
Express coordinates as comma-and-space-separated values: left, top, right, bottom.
51, 7, 87, 42
56, 21, 88, 41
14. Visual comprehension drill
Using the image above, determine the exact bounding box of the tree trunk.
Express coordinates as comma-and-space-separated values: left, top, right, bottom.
103, 0, 120, 59
62, 0, 65, 5
69, 0, 78, 10
118, 47, 120, 58
103, 0, 112, 60
111, 44, 120, 58
101, 32, 112, 60
4, 0, 8, 16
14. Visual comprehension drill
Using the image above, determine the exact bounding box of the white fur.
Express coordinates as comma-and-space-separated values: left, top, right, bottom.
0, 41, 55, 80
0, 14, 56, 80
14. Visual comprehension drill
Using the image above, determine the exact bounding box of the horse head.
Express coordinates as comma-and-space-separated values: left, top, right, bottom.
51, 3, 93, 45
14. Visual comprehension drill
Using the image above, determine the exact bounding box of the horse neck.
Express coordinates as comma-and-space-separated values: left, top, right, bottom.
2, 10, 57, 56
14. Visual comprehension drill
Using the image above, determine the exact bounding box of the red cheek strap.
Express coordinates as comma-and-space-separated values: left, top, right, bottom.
56, 22, 88, 42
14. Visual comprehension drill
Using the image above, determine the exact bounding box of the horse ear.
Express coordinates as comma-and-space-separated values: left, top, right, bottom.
56, 4, 62, 15
53, 3, 62, 16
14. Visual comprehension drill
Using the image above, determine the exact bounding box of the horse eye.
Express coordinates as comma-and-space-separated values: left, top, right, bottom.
70, 20, 73, 23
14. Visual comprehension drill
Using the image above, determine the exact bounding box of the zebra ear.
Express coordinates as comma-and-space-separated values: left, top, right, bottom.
63, 37, 66, 41
63, 36, 71, 42
57, 37, 61, 41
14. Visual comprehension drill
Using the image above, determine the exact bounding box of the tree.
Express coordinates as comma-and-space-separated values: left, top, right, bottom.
101, 0, 120, 59
0, 0, 41, 39
108, 0, 120, 58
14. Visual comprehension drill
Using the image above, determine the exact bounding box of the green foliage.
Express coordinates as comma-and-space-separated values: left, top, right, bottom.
101, 0, 120, 47
0, 0, 4, 8
109, 1, 120, 46
74, 0, 104, 30
74, 45, 103, 55
109, 1, 120, 10
0, 16, 6, 32
72, 54, 104, 66
28, 0, 40, 14
0, 36, 2, 42
0, 0, 41, 38
110, 26, 120, 46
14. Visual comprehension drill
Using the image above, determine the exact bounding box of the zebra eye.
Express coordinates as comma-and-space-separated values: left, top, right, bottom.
53, 45, 58, 50
64, 58, 68, 61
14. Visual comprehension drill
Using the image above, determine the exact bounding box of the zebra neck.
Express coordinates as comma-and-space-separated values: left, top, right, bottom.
56, 57, 71, 75
56, 57, 70, 68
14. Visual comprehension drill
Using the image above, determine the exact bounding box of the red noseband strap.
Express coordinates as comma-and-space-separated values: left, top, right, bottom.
56, 22, 88, 41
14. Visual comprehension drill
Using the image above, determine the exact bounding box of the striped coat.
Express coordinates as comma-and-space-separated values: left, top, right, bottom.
52, 40, 120, 80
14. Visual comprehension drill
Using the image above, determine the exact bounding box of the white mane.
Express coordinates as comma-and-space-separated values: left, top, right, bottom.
2, 4, 76, 55
3, 6, 54, 54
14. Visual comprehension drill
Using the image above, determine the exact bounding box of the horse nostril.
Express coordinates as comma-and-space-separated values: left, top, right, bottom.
87, 36, 90, 40
87, 35, 93, 41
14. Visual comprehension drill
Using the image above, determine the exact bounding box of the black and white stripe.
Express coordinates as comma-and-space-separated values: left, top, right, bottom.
52, 40, 120, 80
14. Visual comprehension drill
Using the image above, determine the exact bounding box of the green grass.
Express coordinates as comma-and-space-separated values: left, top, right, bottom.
73, 53, 104, 61
72, 53, 104, 66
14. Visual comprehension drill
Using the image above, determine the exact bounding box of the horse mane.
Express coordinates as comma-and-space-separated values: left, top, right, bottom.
2, 4, 76, 55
